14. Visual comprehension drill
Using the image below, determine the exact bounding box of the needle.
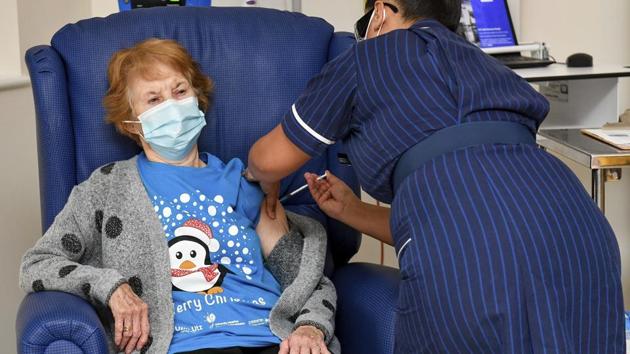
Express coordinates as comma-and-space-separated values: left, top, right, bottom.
279, 173, 327, 203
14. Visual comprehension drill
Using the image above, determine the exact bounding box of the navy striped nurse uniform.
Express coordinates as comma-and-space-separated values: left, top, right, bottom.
281, 19, 625, 353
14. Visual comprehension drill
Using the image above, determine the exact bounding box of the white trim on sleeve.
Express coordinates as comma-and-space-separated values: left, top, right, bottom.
397, 238, 412, 260
291, 104, 335, 145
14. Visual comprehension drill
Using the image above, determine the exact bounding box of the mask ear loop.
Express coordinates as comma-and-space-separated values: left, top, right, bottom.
123, 96, 145, 138
122, 120, 145, 138
376, 5, 387, 37
363, 9, 377, 41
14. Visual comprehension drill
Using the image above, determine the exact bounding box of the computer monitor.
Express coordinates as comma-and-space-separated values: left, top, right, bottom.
457, 0, 518, 48
118, 0, 211, 11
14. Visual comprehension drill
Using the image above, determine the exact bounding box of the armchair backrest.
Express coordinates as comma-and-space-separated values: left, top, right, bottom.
26, 7, 360, 271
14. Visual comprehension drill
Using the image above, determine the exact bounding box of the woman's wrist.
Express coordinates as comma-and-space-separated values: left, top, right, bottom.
294, 324, 325, 340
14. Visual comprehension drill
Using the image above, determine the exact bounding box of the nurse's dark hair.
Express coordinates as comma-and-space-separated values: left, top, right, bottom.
365, 0, 462, 32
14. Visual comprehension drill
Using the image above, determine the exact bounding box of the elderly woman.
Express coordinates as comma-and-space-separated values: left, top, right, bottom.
20, 39, 339, 354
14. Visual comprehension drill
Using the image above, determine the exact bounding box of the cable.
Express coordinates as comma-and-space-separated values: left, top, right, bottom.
549, 55, 565, 65
376, 200, 385, 265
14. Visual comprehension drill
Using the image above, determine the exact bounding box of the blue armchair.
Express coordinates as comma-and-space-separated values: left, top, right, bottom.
17, 7, 399, 354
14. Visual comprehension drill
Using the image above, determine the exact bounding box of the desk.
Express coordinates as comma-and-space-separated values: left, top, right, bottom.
537, 129, 630, 212
514, 64, 630, 129
518, 64, 630, 313
515, 64, 630, 82
513, 64, 630, 212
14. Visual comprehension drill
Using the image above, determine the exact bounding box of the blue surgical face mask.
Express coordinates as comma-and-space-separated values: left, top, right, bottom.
127, 96, 206, 161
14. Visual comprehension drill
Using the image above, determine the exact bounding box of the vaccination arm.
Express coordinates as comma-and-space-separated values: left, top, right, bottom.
248, 124, 393, 244
247, 124, 311, 217
306, 171, 393, 246
256, 198, 290, 258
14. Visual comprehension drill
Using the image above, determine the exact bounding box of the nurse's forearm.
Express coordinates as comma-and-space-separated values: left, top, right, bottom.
248, 125, 310, 183
342, 200, 393, 245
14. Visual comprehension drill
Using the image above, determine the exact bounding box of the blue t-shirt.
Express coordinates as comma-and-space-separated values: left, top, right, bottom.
137, 153, 282, 353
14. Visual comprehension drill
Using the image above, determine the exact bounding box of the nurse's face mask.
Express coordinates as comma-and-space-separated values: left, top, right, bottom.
354, 2, 399, 42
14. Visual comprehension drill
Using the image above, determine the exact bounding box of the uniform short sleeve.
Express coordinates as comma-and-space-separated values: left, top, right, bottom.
282, 47, 357, 157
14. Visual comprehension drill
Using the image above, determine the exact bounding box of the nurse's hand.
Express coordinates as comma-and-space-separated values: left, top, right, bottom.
307, 171, 393, 245
243, 168, 280, 219
306, 171, 359, 222
260, 181, 280, 219
279, 325, 330, 354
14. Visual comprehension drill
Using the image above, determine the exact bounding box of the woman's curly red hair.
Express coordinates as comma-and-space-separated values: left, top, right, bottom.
103, 38, 213, 143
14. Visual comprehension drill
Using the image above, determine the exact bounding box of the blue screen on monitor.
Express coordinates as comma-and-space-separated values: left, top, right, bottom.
458, 0, 516, 48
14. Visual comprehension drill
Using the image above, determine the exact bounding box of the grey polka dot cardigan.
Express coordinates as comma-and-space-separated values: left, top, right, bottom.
19, 157, 340, 354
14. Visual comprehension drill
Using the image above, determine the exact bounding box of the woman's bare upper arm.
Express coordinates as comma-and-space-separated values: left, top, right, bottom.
256, 198, 289, 258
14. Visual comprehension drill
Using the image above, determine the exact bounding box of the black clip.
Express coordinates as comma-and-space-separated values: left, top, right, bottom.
337, 153, 352, 166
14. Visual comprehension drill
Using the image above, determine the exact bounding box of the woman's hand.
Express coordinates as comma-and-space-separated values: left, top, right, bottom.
280, 325, 330, 354
305, 171, 359, 222
109, 283, 150, 354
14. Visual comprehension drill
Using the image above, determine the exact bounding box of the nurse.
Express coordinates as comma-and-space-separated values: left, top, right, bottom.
247, 0, 625, 352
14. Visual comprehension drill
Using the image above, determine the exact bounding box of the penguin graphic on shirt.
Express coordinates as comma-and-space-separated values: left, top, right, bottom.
168, 219, 232, 295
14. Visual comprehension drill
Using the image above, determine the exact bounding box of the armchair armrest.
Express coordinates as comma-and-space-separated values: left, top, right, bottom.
25, 45, 76, 232
333, 263, 400, 354
16, 291, 108, 354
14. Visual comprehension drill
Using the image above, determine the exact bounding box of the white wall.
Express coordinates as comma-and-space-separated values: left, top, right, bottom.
212, 0, 364, 32
520, 0, 630, 111
301, 0, 363, 33
17, 1, 93, 74
0, 85, 39, 352
0, 0, 21, 75
90, 0, 119, 18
